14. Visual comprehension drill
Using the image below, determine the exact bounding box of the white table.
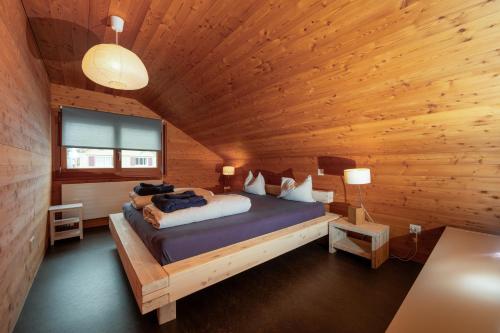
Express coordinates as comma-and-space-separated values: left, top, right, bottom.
387, 227, 500, 333
49, 203, 83, 245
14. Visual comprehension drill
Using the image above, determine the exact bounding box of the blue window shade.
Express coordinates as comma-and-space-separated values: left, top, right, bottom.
61, 107, 162, 151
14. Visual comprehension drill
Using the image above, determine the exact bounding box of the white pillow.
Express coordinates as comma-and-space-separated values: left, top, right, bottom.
278, 175, 315, 202
244, 171, 266, 195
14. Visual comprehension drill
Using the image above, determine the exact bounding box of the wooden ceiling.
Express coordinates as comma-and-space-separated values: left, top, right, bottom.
22, 0, 500, 161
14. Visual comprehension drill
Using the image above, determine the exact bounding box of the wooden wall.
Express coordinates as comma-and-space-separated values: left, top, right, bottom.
0, 1, 52, 332
50, 84, 222, 213
226, 153, 500, 262
164, 121, 224, 189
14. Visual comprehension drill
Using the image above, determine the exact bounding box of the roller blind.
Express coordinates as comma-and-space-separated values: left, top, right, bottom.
61, 107, 162, 151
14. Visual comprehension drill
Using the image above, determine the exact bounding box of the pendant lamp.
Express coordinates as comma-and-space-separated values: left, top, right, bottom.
82, 16, 148, 90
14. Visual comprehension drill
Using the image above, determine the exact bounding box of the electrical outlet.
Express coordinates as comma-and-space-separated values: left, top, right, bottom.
409, 224, 422, 234
318, 168, 324, 176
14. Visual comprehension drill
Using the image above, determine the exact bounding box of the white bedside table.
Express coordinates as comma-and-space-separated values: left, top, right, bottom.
329, 218, 389, 268
49, 203, 83, 245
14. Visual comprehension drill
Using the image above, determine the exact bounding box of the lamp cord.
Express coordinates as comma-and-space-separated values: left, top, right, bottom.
356, 185, 419, 261
357, 185, 375, 223
390, 233, 419, 262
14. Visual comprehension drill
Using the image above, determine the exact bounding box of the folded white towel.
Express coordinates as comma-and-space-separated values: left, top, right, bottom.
143, 194, 251, 229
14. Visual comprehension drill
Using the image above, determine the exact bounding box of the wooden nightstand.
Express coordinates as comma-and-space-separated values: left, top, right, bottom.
49, 203, 83, 246
329, 218, 389, 268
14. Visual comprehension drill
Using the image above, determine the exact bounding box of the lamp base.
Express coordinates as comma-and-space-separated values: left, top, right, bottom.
348, 206, 365, 225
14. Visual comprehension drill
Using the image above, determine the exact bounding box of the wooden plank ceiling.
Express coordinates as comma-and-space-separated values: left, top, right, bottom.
22, 0, 500, 158
22, 0, 500, 251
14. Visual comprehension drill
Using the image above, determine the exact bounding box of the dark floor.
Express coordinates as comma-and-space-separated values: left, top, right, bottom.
14, 227, 421, 333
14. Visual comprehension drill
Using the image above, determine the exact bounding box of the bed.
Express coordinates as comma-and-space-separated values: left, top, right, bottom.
109, 184, 339, 324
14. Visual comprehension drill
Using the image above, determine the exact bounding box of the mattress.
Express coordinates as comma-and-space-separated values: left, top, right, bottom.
122, 192, 325, 265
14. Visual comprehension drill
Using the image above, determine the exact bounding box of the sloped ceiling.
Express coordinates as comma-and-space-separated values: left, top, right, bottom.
22, 0, 500, 161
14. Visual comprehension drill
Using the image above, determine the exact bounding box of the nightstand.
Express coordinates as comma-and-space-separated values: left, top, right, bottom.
49, 203, 83, 246
329, 218, 389, 268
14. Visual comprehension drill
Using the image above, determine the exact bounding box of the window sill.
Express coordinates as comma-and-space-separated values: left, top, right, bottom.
54, 170, 162, 182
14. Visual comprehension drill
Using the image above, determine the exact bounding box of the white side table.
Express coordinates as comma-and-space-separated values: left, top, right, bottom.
329, 218, 389, 268
49, 203, 84, 245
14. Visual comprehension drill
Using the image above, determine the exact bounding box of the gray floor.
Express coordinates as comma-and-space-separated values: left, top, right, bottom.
14, 227, 421, 333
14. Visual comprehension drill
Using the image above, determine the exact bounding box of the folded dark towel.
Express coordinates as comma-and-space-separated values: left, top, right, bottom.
160, 190, 196, 200
140, 183, 158, 187
152, 191, 207, 213
134, 183, 174, 196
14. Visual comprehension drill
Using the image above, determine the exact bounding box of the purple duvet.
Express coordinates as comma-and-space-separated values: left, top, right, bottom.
122, 192, 325, 265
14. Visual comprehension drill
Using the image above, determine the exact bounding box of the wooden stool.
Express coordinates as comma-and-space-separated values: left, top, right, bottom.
49, 203, 84, 246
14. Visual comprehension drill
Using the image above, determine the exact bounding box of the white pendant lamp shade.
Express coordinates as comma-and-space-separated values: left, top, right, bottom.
81, 16, 148, 90
82, 44, 148, 90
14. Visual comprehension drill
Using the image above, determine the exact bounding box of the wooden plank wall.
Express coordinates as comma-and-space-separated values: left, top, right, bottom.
50, 84, 223, 214
0, 1, 52, 332
227, 150, 500, 263
164, 121, 224, 189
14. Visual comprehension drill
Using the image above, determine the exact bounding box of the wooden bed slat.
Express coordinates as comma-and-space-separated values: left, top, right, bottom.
109, 213, 170, 314
162, 214, 335, 301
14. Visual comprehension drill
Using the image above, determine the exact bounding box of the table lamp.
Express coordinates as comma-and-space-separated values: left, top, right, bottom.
344, 168, 373, 225
222, 166, 235, 192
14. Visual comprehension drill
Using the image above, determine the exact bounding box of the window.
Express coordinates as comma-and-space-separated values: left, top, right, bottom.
66, 148, 114, 169
121, 150, 157, 168
63, 147, 160, 173
59, 107, 163, 177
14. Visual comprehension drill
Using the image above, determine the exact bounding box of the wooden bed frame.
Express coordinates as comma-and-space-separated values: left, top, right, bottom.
109, 186, 338, 324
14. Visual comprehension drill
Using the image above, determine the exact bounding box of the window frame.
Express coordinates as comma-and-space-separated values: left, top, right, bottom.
61, 147, 162, 177
119, 150, 159, 170
117, 149, 161, 176
63, 147, 116, 171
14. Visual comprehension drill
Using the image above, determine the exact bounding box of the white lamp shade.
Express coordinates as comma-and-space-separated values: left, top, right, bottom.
222, 166, 235, 176
344, 168, 371, 185
82, 44, 148, 90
